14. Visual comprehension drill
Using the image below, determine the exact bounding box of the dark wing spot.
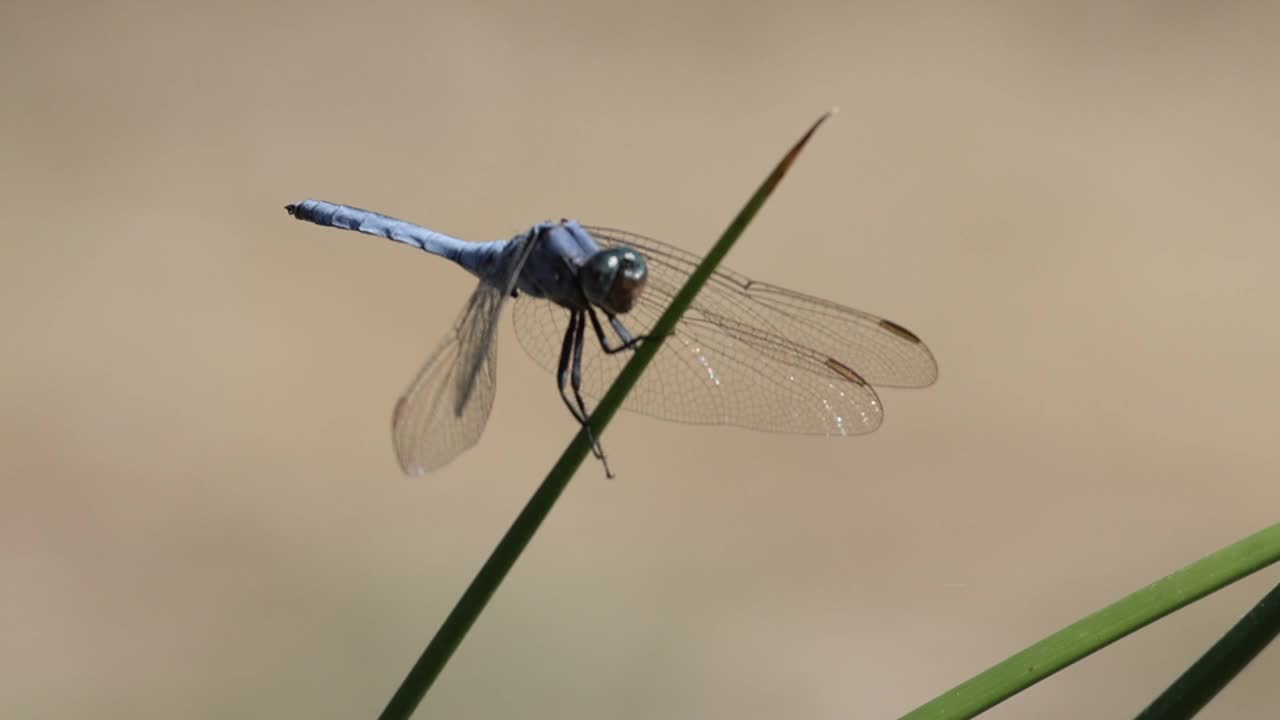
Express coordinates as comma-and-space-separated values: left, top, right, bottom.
879, 319, 922, 343
824, 358, 869, 386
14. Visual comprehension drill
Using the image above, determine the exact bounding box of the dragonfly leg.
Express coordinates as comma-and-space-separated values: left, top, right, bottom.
609, 314, 647, 349
556, 311, 611, 474
570, 310, 614, 478
556, 312, 590, 424
587, 306, 647, 355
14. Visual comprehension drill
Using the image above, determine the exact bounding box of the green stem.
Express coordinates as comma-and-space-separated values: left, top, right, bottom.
377, 112, 833, 720
1135, 580, 1280, 719
899, 523, 1280, 720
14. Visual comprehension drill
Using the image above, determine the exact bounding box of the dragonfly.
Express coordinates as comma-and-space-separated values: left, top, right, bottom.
286, 199, 937, 477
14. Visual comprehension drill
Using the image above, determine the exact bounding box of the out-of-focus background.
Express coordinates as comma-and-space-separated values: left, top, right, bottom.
3, 1, 1277, 718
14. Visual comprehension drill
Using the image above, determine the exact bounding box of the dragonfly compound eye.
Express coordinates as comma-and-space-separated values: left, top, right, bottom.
581, 247, 648, 315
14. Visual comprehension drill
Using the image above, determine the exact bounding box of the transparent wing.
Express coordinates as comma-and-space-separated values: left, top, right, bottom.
510, 227, 937, 436
392, 281, 503, 475
591, 227, 939, 388
393, 233, 539, 474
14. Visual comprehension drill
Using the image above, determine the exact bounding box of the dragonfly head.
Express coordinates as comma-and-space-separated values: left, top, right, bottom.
580, 247, 648, 315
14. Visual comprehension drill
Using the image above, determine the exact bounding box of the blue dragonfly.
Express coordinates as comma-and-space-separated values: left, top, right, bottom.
286, 199, 937, 477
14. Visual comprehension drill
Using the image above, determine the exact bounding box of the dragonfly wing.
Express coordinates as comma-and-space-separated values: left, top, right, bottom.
392, 281, 504, 475
511, 226, 935, 435
512, 289, 884, 435
393, 232, 539, 475
587, 227, 938, 388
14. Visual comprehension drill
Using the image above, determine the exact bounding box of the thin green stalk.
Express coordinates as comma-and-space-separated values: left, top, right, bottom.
1135, 580, 1280, 719
899, 523, 1280, 720
377, 112, 834, 720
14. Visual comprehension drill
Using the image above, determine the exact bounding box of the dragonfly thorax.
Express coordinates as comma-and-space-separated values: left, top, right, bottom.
579, 247, 648, 315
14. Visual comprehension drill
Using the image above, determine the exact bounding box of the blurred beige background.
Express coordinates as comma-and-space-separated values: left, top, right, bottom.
3, 1, 1278, 718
